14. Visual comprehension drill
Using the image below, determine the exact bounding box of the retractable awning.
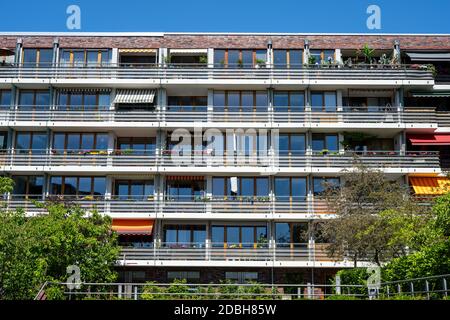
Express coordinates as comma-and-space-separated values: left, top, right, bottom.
169, 49, 208, 55
112, 219, 154, 235
119, 49, 157, 54
406, 52, 450, 62
409, 177, 450, 195
411, 92, 450, 98
114, 89, 155, 104
408, 134, 450, 146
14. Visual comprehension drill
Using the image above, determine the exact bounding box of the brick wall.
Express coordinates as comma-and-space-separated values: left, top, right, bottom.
1, 34, 450, 50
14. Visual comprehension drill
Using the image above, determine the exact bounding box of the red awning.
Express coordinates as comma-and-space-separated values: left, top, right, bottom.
408, 134, 450, 146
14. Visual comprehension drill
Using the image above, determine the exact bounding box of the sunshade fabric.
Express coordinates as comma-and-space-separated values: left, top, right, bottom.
406, 52, 450, 62
409, 177, 450, 195
411, 92, 450, 98
166, 176, 205, 181
169, 49, 208, 55
119, 49, 156, 53
408, 134, 450, 146
114, 89, 155, 104
112, 219, 154, 235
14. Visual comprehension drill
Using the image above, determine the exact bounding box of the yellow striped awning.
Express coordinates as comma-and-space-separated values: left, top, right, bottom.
409, 177, 450, 195
119, 49, 157, 54
112, 219, 154, 235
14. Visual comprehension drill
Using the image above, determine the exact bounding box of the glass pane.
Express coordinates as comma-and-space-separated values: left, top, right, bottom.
23, 49, 37, 67
70, 94, 83, 109
84, 94, 96, 107
67, 134, 80, 151
323, 50, 335, 63
292, 223, 309, 244
274, 178, 290, 201
131, 183, 144, 198
31, 134, 47, 152
64, 177, 77, 195
228, 50, 239, 67
275, 223, 290, 246
324, 92, 337, 112
193, 229, 206, 247
95, 134, 108, 150
227, 92, 240, 112
28, 176, 44, 198
15, 133, 31, 150
58, 93, 68, 107
255, 50, 266, 65
256, 227, 267, 242
241, 227, 254, 247
38, 49, 53, 67
178, 229, 191, 244
312, 135, 325, 152
117, 182, 129, 200
0, 91, 11, 107
212, 178, 225, 197
277, 134, 289, 156
241, 91, 253, 112
60, 51, 71, 66
289, 50, 303, 68
78, 177, 92, 196
98, 94, 110, 108
310, 50, 322, 64
255, 91, 267, 110
256, 178, 269, 197
50, 177, 63, 194
311, 92, 324, 111
211, 226, 224, 247
273, 50, 287, 68
292, 178, 307, 199
290, 92, 305, 111
213, 91, 225, 112
214, 50, 225, 67
273, 92, 289, 112
144, 181, 154, 197
165, 228, 177, 243
100, 50, 110, 65
12, 176, 27, 196
290, 135, 305, 155
19, 92, 34, 108
35, 92, 50, 109
325, 135, 338, 151
226, 227, 240, 246
241, 178, 254, 197
93, 177, 106, 196
86, 51, 98, 66
81, 134, 94, 150
242, 50, 253, 68
73, 51, 85, 66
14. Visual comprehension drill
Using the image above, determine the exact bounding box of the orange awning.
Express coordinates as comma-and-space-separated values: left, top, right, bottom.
112, 219, 154, 235
409, 177, 450, 195
408, 134, 450, 146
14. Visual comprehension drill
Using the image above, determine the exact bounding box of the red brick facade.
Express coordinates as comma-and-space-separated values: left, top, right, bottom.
1, 33, 450, 50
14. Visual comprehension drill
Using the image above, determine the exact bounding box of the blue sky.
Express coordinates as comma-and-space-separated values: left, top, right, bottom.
0, 0, 449, 33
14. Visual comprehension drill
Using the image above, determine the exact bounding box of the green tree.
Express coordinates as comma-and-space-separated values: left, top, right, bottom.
0, 177, 120, 300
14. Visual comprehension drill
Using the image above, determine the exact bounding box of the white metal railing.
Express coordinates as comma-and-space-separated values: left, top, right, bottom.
0, 106, 438, 124
0, 63, 435, 81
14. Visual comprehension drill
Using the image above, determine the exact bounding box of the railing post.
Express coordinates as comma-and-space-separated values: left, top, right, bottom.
410, 282, 414, 296
205, 238, 211, 261
134, 285, 138, 300
425, 280, 430, 300
397, 283, 402, 296
443, 278, 448, 298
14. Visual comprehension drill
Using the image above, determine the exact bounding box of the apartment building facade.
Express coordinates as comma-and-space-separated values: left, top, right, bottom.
0, 32, 450, 288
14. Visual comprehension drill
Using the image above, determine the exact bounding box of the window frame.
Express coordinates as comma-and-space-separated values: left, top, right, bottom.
22, 48, 54, 67
49, 176, 106, 199
273, 49, 304, 69
211, 225, 268, 249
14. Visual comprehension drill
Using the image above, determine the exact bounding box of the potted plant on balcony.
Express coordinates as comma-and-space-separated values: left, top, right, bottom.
255, 59, 266, 68
147, 195, 154, 201
319, 149, 330, 156
237, 58, 243, 68
199, 55, 208, 65
308, 55, 317, 68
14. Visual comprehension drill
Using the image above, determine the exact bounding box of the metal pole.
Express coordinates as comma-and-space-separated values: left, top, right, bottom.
410, 282, 414, 297
134, 285, 138, 300
425, 280, 430, 300
443, 278, 448, 298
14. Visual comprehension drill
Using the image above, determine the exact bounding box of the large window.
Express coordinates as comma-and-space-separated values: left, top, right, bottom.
312, 134, 339, 153
19, 90, 50, 111
58, 90, 110, 111
0, 90, 11, 108
117, 137, 156, 155
309, 50, 335, 64
167, 271, 201, 283
273, 91, 305, 112
166, 177, 205, 201
225, 272, 258, 284
213, 91, 268, 112
0, 132, 7, 150
15, 132, 47, 154
275, 222, 309, 247
114, 180, 154, 200
214, 49, 267, 68
311, 91, 337, 112
50, 176, 106, 198
212, 177, 269, 200
163, 225, 206, 248
167, 96, 207, 112
277, 134, 306, 156
60, 49, 111, 67
274, 177, 307, 201
12, 176, 44, 199
313, 177, 340, 196
22, 48, 53, 67
53, 133, 108, 152
211, 225, 267, 248
273, 49, 303, 68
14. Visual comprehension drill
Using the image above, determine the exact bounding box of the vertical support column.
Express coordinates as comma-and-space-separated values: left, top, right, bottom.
158, 87, 166, 122
111, 48, 119, 65
393, 40, 401, 65
207, 48, 214, 67
335, 49, 343, 65
14, 38, 23, 65
303, 40, 310, 65
52, 38, 59, 66
268, 88, 274, 125
159, 48, 168, 66
207, 89, 214, 122
307, 174, 314, 215
267, 40, 273, 68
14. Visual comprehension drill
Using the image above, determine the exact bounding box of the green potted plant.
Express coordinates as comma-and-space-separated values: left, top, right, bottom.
357, 44, 375, 66
255, 58, 266, 68
319, 149, 330, 156
199, 55, 208, 65
308, 55, 317, 66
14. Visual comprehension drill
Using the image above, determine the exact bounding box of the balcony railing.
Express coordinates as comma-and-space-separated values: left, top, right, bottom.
0, 106, 438, 125
0, 150, 440, 170
0, 63, 435, 81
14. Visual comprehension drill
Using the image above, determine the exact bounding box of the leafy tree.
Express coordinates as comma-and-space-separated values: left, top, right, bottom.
319, 163, 428, 266
0, 177, 120, 300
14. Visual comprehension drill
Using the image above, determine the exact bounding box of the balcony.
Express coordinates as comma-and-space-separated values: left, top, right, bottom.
0, 63, 434, 83
0, 150, 440, 174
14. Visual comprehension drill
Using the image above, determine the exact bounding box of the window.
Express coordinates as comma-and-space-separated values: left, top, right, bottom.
211, 225, 267, 248
275, 222, 309, 247
313, 177, 340, 196
213, 91, 268, 112
58, 90, 110, 111
50, 176, 106, 198
277, 134, 306, 156
0, 132, 7, 150
12, 176, 44, 199
117, 137, 156, 155
167, 96, 207, 112
312, 134, 339, 153
114, 180, 154, 200
19, 90, 50, 111
273, 49, 303, 68
167, 271, 200, 283
166, 178, 205, 201
15, 132, 47, 154
212, 177, 269, 199
225, 272, 258, 284
273, 91, 305, 112
163, 225, 206, 248
0, 90, 11, 108
310, 50, 335, 64
274, 177, 307, 201
53, 133, 108, 152
311, 91, 337, 112
22, 48, 53, 67
60, 49, 110, 67
213, 49, 267, 68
